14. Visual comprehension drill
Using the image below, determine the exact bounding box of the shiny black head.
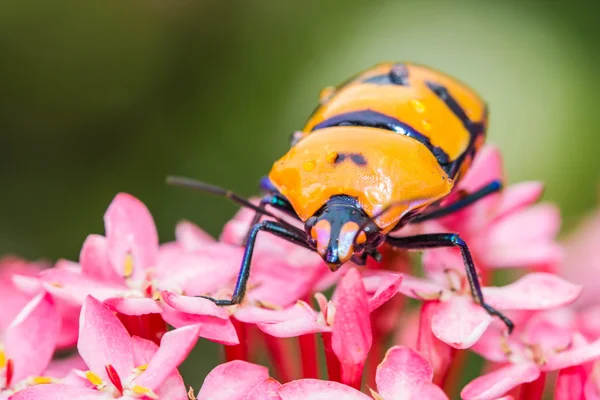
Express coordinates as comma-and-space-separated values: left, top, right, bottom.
305, 196, 380, 271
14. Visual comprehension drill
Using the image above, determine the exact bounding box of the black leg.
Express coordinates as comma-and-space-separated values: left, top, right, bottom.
243, 193, 300, 245
203, 220, 310, 306
386, 233, 514, 333
410, 180, 502, 224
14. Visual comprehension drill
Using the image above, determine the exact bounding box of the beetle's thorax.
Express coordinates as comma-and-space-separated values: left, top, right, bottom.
305, 196, 378, 271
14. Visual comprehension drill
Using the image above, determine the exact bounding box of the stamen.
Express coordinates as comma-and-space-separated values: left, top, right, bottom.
131, 385, 158, 399
135, 364, 148, 372
31, 376, 54, 385
188, 386, 197, 400
85, 370, 104, 387
123, 253, 135, 278
105, 364, 124, 394
0, 348, 6, 369
369, 388, 385, 400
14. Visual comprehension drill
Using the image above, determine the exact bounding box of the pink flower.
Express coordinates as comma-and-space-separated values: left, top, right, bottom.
228, 267, 401, 388
0, 292, 59, 396
419, 145, 562, 271
462, 311, 600, 400
39, 193, 239, 345
399, 250, 582, 349
0, 257, 78, 349
560, 202, 600, 308
11, 296, 200, 400
158, 206, 330, 344
194, 346, 447, 400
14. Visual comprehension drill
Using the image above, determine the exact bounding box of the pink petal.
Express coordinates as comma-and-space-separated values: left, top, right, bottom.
247, 256, 325, 308
5, 292, 59, 382
458, 145, 504, 193
544, 338, 600, 371
103, 297, 162, 315
398, 275, 444, 300
175, 220, 215, 250
431, 296, 492, 349
277, 379, 371, 399
555, 365, 587, 400
155, 246, 241, 296
482, 273, 582, 310
470, 325, 512, 363
161, 291, 229, 319
161, 305, 239, 345
484, 204, 562, 267
376, 345, 441, 399
135, 324, 200, 390
492, 181, 544, 220
9, 384, 105, 400
416, 301, 455, 384
361, 272, 402, 311
461, 363, 540, 400
332, 268, 372, 386
248, 378, 283, 400
131, 336, 188, 400
44, 353, 87, 378
255, 303, 328, 338
80, 234, 120, 283
104, 193, 159, 279
78, 296, 133, 381
40, 267, 124, 303
0, 257, 41, 331
408, 384, 449, 400
197, 360, 270, 400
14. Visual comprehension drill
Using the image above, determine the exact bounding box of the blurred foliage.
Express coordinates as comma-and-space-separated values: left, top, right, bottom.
1, 0, 599, 390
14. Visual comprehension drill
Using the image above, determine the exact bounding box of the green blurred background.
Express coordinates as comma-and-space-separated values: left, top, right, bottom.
1, 0, 599, 391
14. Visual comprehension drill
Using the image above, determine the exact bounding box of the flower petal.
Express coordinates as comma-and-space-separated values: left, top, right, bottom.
0, 257, 42, 331
161, 305, 239, 345
9, 384, 105, 400
277, 379, 371, 400
431, 296, 492, 349
332, 268, 372, 386
375, 345, 439, 399
492, 181, 544, 220
483, 204, 562, 268
555, 366, 587, 400
161, 291, 230, 319
44, 353, 87, 378
175, 220, 215, 250
155, 246, 241, 296
103, 297, 162, 315
131, 337, 188, 400
78, 295, 133, 381
40, 267, 124, 303
544, 338, 600, 371
397, 275, 444, 300
197, 360, 270, 400
416, 301, 455, 384
104, 193, 159, 279
482, 273, 582, 310
461, 363, 540, 400
255, 303, 328, 338
5, 292, 60, 382
80, 234, 120, 283
135, 324, 200, 391
248, 378, 283, 400
361, 271, 402, 312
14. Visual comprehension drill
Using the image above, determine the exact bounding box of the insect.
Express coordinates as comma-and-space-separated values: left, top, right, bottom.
168, 62, 514, 333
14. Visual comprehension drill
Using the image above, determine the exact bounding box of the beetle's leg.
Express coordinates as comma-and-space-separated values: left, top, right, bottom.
385, 233, 514, 333
410, 180, 502, 223
243, 193, 299, 245
203, 220, 310, 306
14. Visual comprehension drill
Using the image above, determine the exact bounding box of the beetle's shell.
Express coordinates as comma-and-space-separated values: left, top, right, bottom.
269, 62, 488, 231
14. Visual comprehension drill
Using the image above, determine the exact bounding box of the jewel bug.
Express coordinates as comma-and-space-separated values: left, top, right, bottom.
168, 62, 513, 332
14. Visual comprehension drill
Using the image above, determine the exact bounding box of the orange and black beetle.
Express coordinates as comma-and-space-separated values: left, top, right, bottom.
169, 62, 513, 332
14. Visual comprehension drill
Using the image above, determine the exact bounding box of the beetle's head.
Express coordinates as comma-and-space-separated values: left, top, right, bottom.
305, 196, 379, 271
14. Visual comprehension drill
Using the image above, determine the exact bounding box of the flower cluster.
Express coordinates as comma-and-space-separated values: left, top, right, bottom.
1, 145, 599, 399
